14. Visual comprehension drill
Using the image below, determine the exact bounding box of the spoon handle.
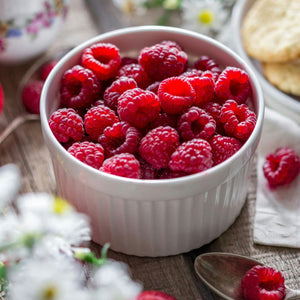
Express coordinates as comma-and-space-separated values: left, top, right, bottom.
285, 289, 300, 300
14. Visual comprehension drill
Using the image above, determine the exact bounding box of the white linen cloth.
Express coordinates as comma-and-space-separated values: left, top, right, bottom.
253, 107, 300, 247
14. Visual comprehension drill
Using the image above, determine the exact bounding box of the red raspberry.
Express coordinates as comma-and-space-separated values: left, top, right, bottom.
93, 99, 105, 106
81, 42, 121, 81
67, 141, 104, 169
117, 63, 152, 89
138, 156, 159, 180
177, 106, 216, 141
98, 121, 140, 157
215, 67, 251, 104
159, 168, 188, 179
84, 105, 119, 140
193, 55, 222, 80
139, 42, 187, 81
60, 65, 101, 109
241, 265, 286, 300
117, 88, 160, 129
160, 40, 183, 50
100, 153, 140, 179
220, 100, 256, 141
103, 77, 137, 111
49, 108, 84, 143
120, 56, 138, 66
39, 60, 58, 81
139, 126, 180, 169
210, 134, 242, 165
180, 69, 203, 78
203, 102, 224, 134
263, 147, 300, 188
169, 138, 213, 173
146, 81, 161, 95
137, 290, 177, 300
158, 77, 195, 114
21, 80, 44, 114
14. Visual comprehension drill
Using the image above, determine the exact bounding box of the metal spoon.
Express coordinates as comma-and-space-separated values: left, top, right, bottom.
194, 252, 300, 300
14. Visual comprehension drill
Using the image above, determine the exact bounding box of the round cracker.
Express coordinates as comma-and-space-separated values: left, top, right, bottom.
242, 0, 300, 63
262, 60, 300, 96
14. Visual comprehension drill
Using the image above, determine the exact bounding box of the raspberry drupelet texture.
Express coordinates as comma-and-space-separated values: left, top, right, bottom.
60, 65, 101, 109
139, 41, 188, 81
193, 55, 222, 81
21, 80, 44, 114
220, 99, 256, 141
84, 105, 119, 140
103, 77, 138, 111
139, 126, 180, 169
117, 88, 160, 129
117, 63, 152, 89
215, 67, 251, 104
169, 138, 213, 173
241, 265, 286, 300
81, 42, 121, 81
203, 102, 224, 134
67, 141, 105, 169
98, 121, 141, 157
177, 106, 216, 141
210, 134, 242, 165
158, 77, 196, 114
100, 153, 140, 179
263, 147, 300, 188
49, 108, 84, 143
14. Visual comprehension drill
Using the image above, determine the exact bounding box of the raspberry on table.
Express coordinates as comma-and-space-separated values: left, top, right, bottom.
100, 153, 140, 179
81, 42, 121, 81
117, 63, 152, 89
210, 134, 242, 165
139, 126, 180, 169
49, 108, 84, 143
220, 99, 256, 141
39, 60, 58, 81
103, 77, 137, 111
177, 106, 216, 141
158, 77, 195, 114
139, 41, 188, 81
84, 105, 119, 140
169, 138, 213, 173
193, 55, 222, 80
263, 147, 300, 188
67, 141, 105, 169
215, 67, 251, 104
117, 88, 160, 129
60, 65, 101, 109
98, 121, 140, 157
21, 80, 44, 114
241, 265, 286, 300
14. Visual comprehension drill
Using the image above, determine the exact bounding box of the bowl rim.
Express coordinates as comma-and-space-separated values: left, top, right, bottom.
231, 0, 300, 116
40, 25, 264, 189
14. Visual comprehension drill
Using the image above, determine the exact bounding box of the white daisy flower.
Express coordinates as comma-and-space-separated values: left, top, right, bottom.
181, 0, 228, 36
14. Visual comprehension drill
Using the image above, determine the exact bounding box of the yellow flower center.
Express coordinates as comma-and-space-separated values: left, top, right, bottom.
198, 9, 215, 25
53, 197, 72, 215
41, 285, 57, 300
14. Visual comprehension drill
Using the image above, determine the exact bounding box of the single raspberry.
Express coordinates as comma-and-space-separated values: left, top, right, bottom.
169, 138, 213, 173
100, 153, 140, 179
215, 67, 251, 104
146, 81, 161, 95
193, 55, 222, 80
60, 65, 101, 109
139, 126, 180, 169
148, 112, 178, 130
117, 88, 160, 129
103, 77, 137, 111
220, 100, 256, 141
263, 147, 300, 188
203, 102, 224, 134
98, 121, 140, 157
120, 56, 138, 66
159, 168, 188, 179
84, 105, 119, 140
137, 290, 177, 300
138, 156, 159, 180
158, 77, 195, 114
210, 134, 242, 165
241, 265, 286, 300
139, 42, 187, 81
48, 108, 84, 143
39, 59, 58, 81
67, 141, 105, 169
21, 80, 44, 114
177, 106, 216, 141
117, 63, 152, 89
81, 42, 121, 81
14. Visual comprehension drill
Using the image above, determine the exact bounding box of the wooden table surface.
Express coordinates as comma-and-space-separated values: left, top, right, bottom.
0, 1, 299, 300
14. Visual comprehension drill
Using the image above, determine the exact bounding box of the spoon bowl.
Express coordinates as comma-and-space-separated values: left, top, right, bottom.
194, 252, 300, 300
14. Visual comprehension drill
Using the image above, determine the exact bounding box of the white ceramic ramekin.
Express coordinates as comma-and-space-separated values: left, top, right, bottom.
40, 26, 264, 257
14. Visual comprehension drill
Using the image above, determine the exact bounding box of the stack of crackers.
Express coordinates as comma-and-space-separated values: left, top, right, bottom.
241, 0, 300, 96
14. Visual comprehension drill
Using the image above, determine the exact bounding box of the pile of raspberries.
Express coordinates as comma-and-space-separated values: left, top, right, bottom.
48, 40, 257, 179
